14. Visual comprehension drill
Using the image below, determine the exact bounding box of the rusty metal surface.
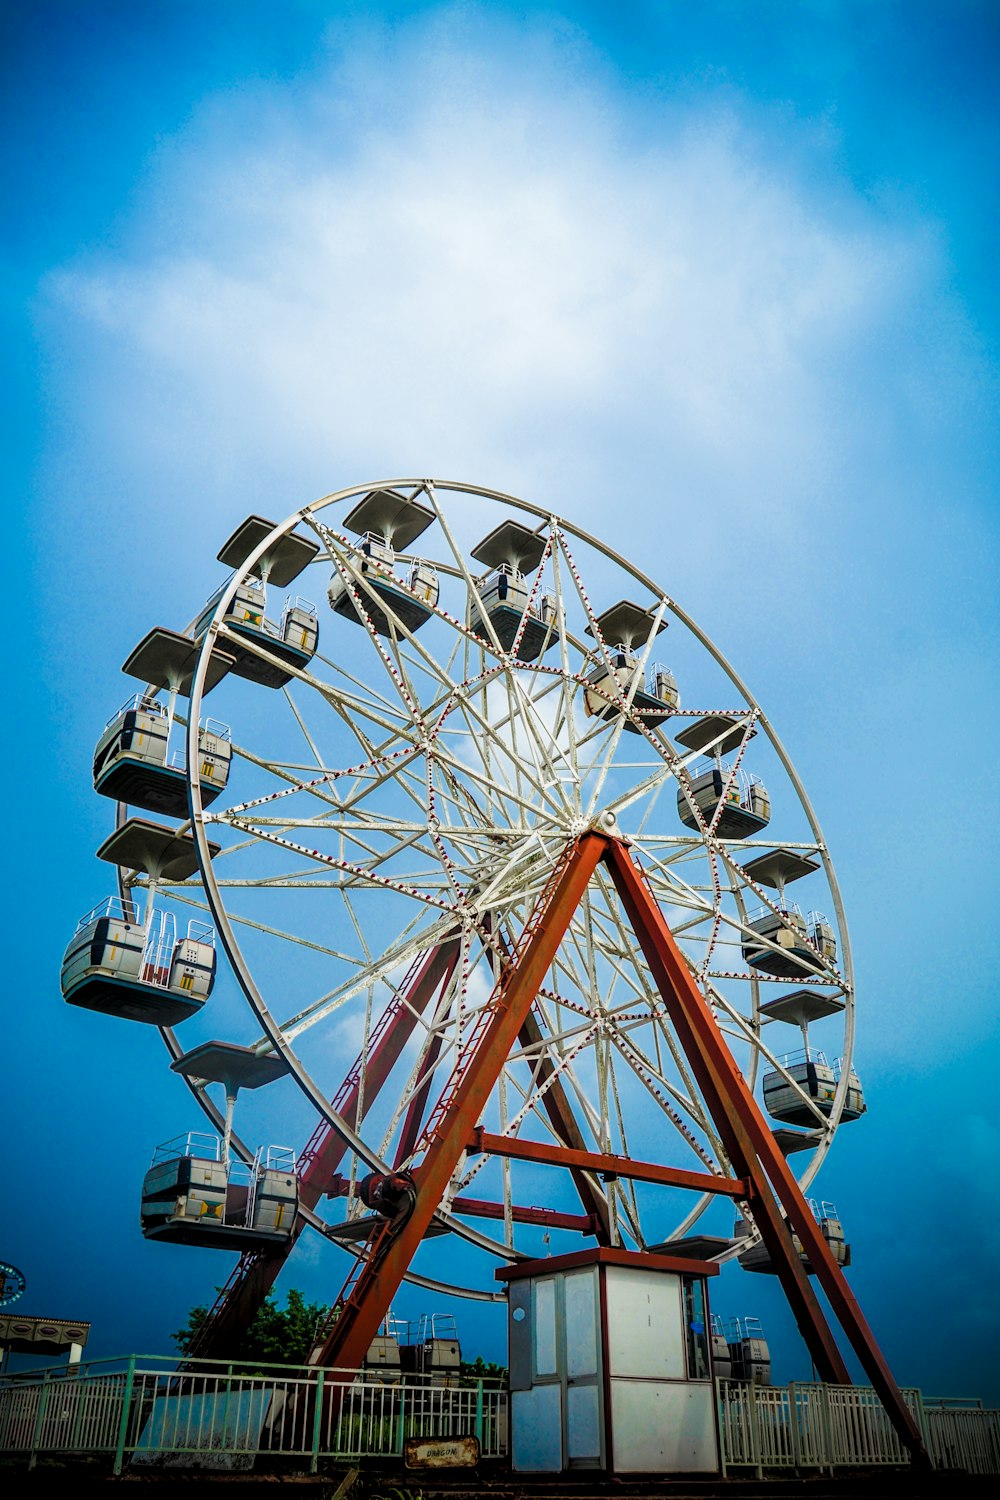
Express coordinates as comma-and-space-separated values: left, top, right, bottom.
602, 836, 929, 1466
404, 1434, 481, 1468
311, 836, 605, 1373
494, 1244, 721, 1280
468, 1126, 748, 1199
302, 828, 926, 1469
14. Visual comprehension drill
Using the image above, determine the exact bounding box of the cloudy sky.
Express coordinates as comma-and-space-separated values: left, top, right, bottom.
5, 1, 999, 1400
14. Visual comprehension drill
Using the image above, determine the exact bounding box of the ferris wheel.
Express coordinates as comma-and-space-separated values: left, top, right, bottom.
63, 478, 868, 1346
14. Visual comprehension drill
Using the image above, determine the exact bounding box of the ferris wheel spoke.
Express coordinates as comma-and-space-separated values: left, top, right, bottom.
566, 886, 723, 1155
438, 689, 568, 819
111, 478, 853, 1310
306, 618, 417, 721
154, 883, 369, 966
584, 618, 670, 822
610, 1023, 721, 1161
429, 491, 573, 800
604, 1052, 647, 1247
455, 1026, 601, 1194
274, 916, 455, 1043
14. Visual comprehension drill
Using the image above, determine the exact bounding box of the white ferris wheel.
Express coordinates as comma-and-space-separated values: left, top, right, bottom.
63, 477, 864, 1316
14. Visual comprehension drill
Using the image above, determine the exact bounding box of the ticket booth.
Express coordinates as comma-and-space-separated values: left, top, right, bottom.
497, 1247, 721, 1475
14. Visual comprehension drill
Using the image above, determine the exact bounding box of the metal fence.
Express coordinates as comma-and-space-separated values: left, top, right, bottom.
0, 1356, 508, 1474
718, 1380, 1000, 1477
2, 1359, 997, 1477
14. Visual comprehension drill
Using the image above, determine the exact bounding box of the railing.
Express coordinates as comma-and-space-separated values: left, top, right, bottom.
924, 1400, 1000, 1475
3, 1361, 997, 1476
104, 691, 167, 729
73, 895, 141, 931
718, 1379, 1000, 1476
0, 1356, 508, 1474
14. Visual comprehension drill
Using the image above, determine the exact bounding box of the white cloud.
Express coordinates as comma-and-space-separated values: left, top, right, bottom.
46, 14, 933, 542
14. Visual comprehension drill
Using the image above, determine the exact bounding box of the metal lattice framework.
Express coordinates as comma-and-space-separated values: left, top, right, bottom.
99, 478, 923, 1457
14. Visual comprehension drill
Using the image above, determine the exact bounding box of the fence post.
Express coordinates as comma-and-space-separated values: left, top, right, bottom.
749, 1381, 763, 1480
475, 1379, 484, 1448
818, 1382, 835, 1475
788, 1382, 801, 1471
394, 1383, 407, 1455
112, 1355, 136, 1477
912, 1389, 933, 1470
28, 1371, 52, 1471
68, 1365, 88, 1453
311, 1369, 324, 1475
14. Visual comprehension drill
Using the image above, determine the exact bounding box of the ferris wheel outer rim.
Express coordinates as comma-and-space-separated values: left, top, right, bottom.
177, 476, 855, 1272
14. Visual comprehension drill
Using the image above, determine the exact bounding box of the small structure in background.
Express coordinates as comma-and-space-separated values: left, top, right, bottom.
709, 1314, 732, 1380
357, 1312, 463, 1387
0, 1315, 91, 1373
736, 1201, 850, 1275
725, 1316, 771, 1384
401, 1313, 462, 1388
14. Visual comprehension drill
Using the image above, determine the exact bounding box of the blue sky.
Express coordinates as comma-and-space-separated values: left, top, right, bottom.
4, 0, 999, 1401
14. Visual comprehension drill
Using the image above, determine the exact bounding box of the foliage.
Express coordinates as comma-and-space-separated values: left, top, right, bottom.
459, 1353, 507, 1382
172, 1287, 330, 1365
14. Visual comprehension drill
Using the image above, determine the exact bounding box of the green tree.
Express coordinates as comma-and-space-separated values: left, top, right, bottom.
173, 1288, 331, 1366
460, 1354, 507, 1383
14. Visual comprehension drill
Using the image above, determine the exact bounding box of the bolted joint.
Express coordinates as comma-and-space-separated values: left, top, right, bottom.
358, 1170, 418, 1225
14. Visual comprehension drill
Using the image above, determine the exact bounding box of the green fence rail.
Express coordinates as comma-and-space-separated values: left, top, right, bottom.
2, 1357, 997, 1476
0, 1355, 508, 1474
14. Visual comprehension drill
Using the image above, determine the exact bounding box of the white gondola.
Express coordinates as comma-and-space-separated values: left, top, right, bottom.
763, 1048, 866, 1126
327, 489, 440, 636
467, 518, 558, 661
710, 1314, 733, 1380
808, 911, 838, 963
584, 653, 679, 731
742, 903, 835, 977
677, 764, 770, 839
468, 563, 559, 660
328, 536, 440, 635
583, 601, 677, 734
356, 1314, 405, 1386
92, 693, 231, 818
192, 512, 321, 687
724, 1316, 771, 1383
60, 897, 215, 1025
140, 1132, 298, 1249
399, 1313, 462, 1388
194, 577, 318, 688
736, 1201, 850, 1275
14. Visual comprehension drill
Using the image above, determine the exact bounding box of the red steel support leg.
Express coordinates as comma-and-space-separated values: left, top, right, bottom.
187, 940, 460, 1359
311, 835, 605, 1371
487, 914, 612, 1241
393, 1026, 447, 1168
601, 835, 928, 1465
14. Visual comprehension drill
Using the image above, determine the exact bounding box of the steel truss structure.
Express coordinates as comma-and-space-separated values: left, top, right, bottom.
85, 478, 921, 1461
